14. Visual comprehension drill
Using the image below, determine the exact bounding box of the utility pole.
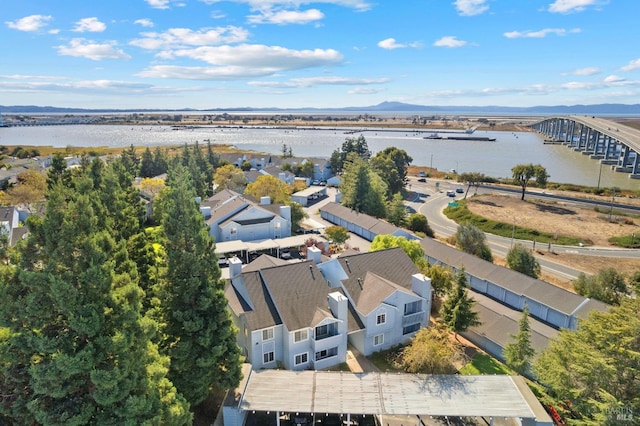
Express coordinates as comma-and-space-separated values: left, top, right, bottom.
609, 188, 617, 222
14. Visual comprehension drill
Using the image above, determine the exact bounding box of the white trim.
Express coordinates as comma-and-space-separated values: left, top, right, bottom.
262, 328, 274, 341
373, 334, 384, 346
294, 352, 309, 366
294, 329, 308, 343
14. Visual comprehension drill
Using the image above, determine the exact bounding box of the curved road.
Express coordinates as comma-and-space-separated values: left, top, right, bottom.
407, 177, 639, 280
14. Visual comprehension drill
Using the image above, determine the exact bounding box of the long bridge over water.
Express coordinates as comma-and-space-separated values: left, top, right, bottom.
531, 116, 640, 179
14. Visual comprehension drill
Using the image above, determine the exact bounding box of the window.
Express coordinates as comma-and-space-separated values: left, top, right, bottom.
315, 322, 337, 340
403, 323, 420, 335
294, 329, 308, 343
404, 300, 422, 316
295, 352, 308, 366
262, 328, 274, 341
315, 347, 338, 361
230, 227, 237, 234
376, 312, 386, 325
263, 351, 275, 364
373, 334, 384, 346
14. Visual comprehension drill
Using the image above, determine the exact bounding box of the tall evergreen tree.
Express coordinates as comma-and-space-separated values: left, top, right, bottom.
156, 166, 242, 406
440, 270, 481, 340
120, 144, 140, 177
153, 146, 169, 176
46, 152, 72, 190
503, 305, 535, 375
0, 170, 191, 425
340, 153, 387, 218
534, 298, 640, 423
140, 146, 156, 178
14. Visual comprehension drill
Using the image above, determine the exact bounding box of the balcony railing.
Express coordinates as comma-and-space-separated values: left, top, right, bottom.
402, 311, 426, 327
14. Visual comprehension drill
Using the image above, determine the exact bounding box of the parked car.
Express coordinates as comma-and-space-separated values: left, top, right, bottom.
321, 415, 342, 426
280, 249, 292, 260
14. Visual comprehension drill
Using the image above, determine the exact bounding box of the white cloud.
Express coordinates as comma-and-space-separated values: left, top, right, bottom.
548, 0, 605, 13
454, 0, 489, 16
504, 28, 580, 38
249, 76, 390, 88
169, 44, 342, 67
433, 36, 467, 48
5, 15, 52, 32
348, 87, 384, 94
603, 75, 625, 84
134, 19, 154, 28
57, 39, 131, 61
248, 8, 324, 24
571, 67, 600, 76
72, 17, 106, 33
202, 0, 372, 12
377, 38, 420, 49
130, 26, 249, 50
137, 45, 343, 80
621, 58, 640, 72
378, 38, 403, 50
145, 0, 171, 9
137, 65, 278, 80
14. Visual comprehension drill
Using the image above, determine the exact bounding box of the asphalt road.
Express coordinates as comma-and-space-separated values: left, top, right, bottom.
407, 177, 639, 280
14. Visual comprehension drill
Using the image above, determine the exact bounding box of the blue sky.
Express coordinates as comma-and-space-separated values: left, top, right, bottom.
2, 0, 639, 109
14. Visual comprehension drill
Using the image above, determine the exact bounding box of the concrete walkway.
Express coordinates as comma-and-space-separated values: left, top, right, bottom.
345, 345, 379, 373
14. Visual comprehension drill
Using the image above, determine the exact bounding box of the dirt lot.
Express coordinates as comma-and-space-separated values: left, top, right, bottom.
462, 193, 640, 289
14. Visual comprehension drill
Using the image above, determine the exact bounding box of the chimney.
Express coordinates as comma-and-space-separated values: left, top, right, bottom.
411, 273, 432, 318
228, 256, 243, 278
328, 292, 348, 327
279, 205, 291, 224
411, 273, 431, 299
307, 245, 322, 264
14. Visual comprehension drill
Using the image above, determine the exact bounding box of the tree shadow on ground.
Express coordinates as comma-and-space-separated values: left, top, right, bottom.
533, 202, 576, 215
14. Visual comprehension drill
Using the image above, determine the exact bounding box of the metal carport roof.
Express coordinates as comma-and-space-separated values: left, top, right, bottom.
215, 240, 249, 254
237, 369, 543, 420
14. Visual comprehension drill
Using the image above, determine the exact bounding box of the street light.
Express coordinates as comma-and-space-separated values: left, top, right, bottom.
511, 217, 516, 248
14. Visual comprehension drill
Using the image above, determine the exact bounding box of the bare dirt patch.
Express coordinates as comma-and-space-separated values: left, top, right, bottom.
466, 194, 635, 246
463, 194, 640, 283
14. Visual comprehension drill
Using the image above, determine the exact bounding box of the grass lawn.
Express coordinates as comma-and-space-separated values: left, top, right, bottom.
458, 352, 511, 375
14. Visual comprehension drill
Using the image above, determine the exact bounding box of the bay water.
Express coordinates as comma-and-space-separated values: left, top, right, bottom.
0, 124, 636, 190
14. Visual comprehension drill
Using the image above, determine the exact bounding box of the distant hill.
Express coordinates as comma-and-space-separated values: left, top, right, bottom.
1, 102, 640, 115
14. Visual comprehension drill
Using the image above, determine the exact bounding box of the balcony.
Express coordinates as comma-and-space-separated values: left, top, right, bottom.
402, 311, 426, 327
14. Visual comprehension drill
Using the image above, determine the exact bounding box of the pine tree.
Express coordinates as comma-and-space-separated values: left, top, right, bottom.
440, 270, 481, 340
140, 146, 155, 178
156, 166, 242, 406
0, 169, 191, 425
503, 305, 535, 375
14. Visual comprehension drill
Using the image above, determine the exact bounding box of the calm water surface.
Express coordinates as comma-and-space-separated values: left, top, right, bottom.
0, 124, 637, 190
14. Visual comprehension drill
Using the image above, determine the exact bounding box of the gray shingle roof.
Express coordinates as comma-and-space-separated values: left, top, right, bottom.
336, 247, 420, 311
420, 237, 608, 317
227, 260, 337, 332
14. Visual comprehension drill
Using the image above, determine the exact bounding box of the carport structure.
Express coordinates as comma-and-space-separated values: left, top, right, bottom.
224, 369, 552, 426
215, 235, 323, 262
